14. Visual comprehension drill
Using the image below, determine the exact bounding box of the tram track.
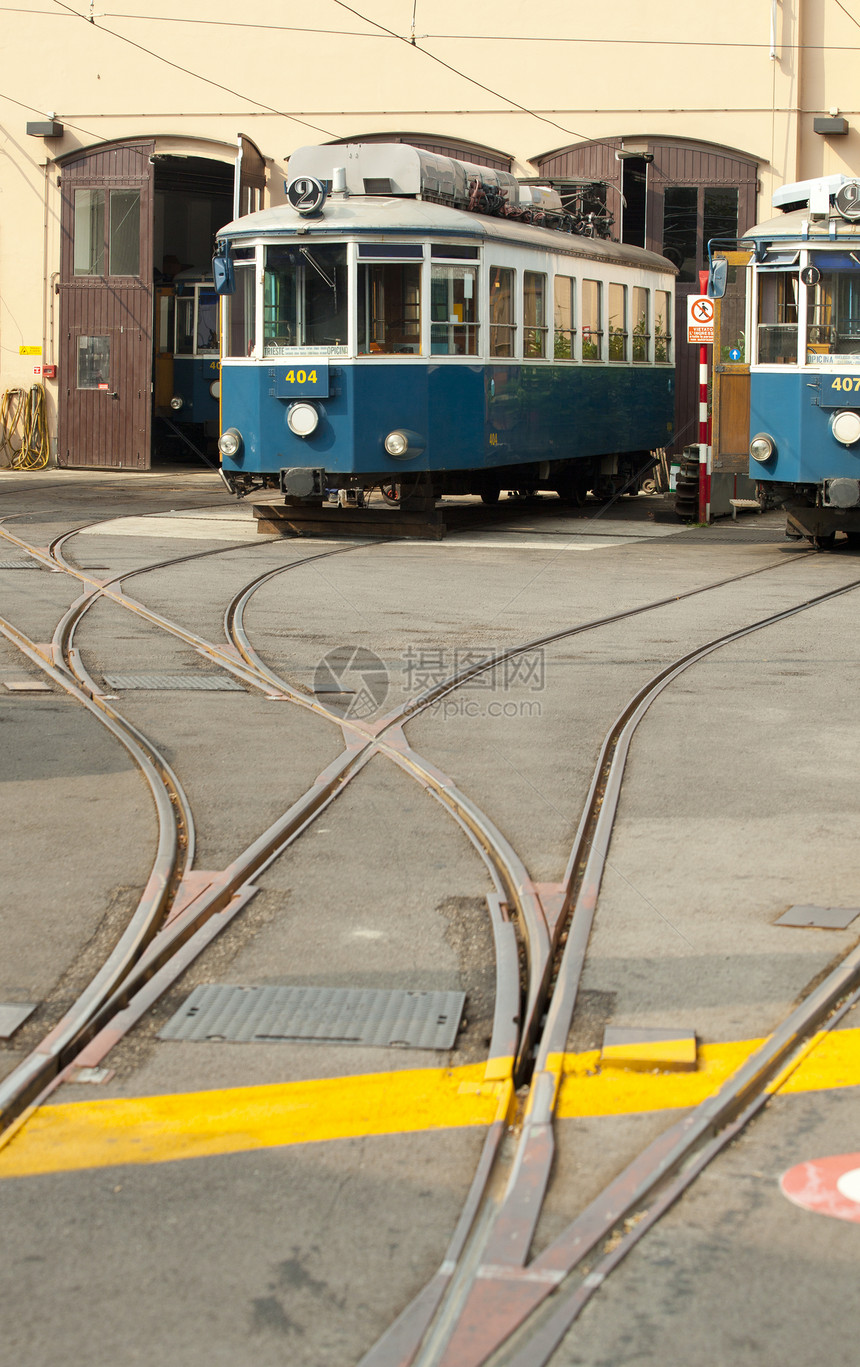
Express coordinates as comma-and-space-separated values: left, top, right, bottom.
2, 510, 859, 1365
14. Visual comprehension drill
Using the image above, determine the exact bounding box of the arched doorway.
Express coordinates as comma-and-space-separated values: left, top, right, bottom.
57, 136, 265, 469
536, 137, 759, 452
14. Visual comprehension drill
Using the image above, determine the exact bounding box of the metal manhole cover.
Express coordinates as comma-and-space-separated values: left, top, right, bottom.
102, 674, 245, 691
159, 984, 466, 1049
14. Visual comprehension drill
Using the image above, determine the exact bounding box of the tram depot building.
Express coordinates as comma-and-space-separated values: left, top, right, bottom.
1, 0, 858, 472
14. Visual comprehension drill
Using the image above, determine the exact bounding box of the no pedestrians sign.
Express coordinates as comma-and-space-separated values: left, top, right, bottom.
687, 295, 715, 344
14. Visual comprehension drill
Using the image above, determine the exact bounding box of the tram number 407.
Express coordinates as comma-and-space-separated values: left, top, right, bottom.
830, 376, 860, 392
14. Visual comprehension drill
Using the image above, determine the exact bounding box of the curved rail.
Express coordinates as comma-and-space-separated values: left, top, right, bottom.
359, 571, 860, 1367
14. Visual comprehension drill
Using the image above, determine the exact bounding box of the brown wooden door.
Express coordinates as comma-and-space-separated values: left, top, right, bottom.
234, 134, 266, 218
58, 142, 154, 468
712, 251, 753, 473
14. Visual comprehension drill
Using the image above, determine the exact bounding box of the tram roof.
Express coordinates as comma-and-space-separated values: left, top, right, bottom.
746, 208, 860, 241
217, 196, 676, 275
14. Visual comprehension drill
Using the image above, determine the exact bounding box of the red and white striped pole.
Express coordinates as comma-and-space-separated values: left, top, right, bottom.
698, 270, 712, 524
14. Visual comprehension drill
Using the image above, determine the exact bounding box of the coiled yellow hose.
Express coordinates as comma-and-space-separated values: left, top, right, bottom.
0, 385, 50, 470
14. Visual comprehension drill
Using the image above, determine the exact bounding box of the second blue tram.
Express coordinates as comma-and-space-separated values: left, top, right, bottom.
213, 144, 676, 505
714, 175, 860, 546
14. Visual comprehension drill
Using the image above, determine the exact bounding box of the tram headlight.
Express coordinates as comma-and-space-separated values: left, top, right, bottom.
170, 395, 184, 411
384, 429, 426, 460
287, 402, 320, 438
831, 409, 860, 447
209, 380, 221, 400
749, 432, 776, 464
218, 427, 242, 458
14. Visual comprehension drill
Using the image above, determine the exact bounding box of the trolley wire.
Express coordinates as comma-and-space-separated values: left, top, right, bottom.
48, 0, 340, 139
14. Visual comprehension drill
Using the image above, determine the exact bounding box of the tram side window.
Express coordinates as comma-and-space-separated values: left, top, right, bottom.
524, 272, 548, 358
757, 271, 798, 364
608, 284, 627, 361
358, 263, 421, 355
430, 265, 478, 355
807, 271, 860, 357
489, 267, 516, 357
554, 276, 576, 358
632, 287, 649, 362
225, 264, 257, 358
654, 290, 672, 362
581, 279, 603, 360
264, 245, 348, 354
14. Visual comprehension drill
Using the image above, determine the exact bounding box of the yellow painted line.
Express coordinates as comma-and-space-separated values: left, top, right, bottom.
2, 1027, 860, 1180
556, 1039, 761, 1118
0, 1063, 509, 1180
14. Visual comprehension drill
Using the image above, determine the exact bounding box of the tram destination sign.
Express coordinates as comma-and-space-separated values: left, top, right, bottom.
687, 295, 715, 345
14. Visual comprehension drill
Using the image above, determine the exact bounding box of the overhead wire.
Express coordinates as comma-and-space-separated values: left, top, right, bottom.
3, 7, 859, 50
326, 0, 678, 180
48, 0, 340, 139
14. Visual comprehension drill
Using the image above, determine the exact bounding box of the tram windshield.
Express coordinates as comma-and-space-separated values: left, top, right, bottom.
175, 286, 219, 357
806, 268, 860, 360
263, 245, 348, 354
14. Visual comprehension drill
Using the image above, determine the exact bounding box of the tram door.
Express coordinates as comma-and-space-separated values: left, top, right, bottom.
153, 286, 176, 415
58, 142, 154, 468
712, 250, 757, 508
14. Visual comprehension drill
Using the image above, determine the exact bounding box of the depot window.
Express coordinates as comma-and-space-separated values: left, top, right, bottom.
431, 264, 478, 355
608, 283, 627, 361
358, 261, 421, 354
263, 244, 348, 354
632, 287, 650, 362
76, 335, 110, 389
73, 189, 140, 277
581, 279, 603, 360
489, 266, 516, 357
524, 272, 548, 358
553, 276, 576, 359
757, 270, 798, 364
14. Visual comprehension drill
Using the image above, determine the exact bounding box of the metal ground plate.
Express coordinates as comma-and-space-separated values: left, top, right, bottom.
159, 984, 466, 1049
102, 673, 245, 691
776, 904, 860, 929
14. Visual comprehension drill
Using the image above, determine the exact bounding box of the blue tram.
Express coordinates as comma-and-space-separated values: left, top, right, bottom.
713, 175, 860, 546
154, 277, 220, 448
213, 144, 676, 504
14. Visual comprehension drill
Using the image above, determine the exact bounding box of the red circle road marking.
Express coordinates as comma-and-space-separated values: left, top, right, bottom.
781, 1152, 860, 1222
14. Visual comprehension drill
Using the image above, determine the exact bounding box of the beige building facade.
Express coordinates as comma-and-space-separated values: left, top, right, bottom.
2, 0, 858, 465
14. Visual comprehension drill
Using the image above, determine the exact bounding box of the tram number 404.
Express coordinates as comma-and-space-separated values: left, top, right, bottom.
830, 376, 860, 392
273, 361, 329, 398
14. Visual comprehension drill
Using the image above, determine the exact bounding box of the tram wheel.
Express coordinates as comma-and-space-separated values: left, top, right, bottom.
380, 482, 399, 505
480, 487, 500, 505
